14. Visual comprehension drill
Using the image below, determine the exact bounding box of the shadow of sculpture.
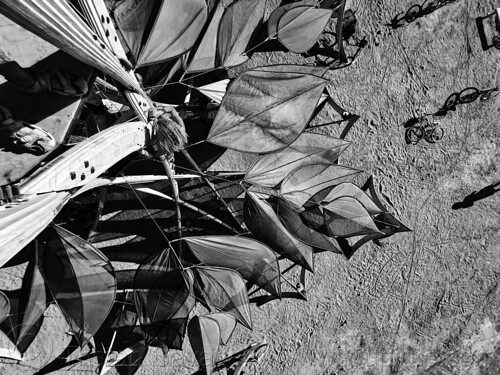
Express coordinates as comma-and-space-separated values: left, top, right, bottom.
387, 0, 459, 30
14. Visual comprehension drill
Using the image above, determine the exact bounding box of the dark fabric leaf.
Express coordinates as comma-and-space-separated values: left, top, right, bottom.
244, 192, 314, 271
193, 266, 252, 329
182, 236, 281, 298
40, 225, 116, 347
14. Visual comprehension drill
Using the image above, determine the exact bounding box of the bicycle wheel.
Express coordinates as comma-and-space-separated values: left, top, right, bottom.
425, 126, 444, 143
458, 87, 480, 104
405, 5, 421, 23
493, 36, 500, 50
405, 126, 424, 145
444, 92, 459, 110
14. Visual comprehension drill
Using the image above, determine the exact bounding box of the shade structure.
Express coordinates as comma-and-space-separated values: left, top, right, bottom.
193, 266, 252, 329
244, 192, 314, 272
268, 5, 333, 53
181, 236, 281, 297
208, 67, 328, 153
188, 313, 236, 375
267, 0, 319, 37
275, 196, 342, 253
1, 258, 48, 354
39, 225, 116, 347
245, 133, 349, 187
134, 249, 195, 350
113, 0, 207, 67
280, 162, 361, 208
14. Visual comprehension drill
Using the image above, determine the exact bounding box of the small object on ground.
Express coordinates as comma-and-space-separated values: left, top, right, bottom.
23, 69, 89, 97
0, 105, 55, 154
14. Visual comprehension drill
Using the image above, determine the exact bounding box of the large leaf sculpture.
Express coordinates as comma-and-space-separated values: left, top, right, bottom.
181, 236, 281, 297
207, 67, 329, 153
308, 182, 384, 215
193, 266, 252, 329
217, 0, 266, 67
322, 197, 381, 237
244, 192, 315, 272
0, 257, 48, 355
40, 225, 116, 347
134, 249, 194, 350
275, 196, 342, 253
280, 162, 361, 207
268, 4, 333, 53
188, 313, 236, 375
245, 133, 350, 188
113, 0, 207, 67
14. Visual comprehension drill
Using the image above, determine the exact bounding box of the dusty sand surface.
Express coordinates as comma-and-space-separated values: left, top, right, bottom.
0, 0, 499, 374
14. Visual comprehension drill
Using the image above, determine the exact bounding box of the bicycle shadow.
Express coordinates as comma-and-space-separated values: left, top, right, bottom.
452, 182, 500, 210
387, 0, 459, 30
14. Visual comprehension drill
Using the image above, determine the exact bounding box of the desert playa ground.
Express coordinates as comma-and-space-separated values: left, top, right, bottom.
0, 0, 499, 374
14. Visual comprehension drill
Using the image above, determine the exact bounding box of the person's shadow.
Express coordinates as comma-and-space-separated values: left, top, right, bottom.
452, 182, 500, 209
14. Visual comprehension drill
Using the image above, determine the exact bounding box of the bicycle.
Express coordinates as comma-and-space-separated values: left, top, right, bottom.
405, 117, 444, 145
443, 86, 500, 110
390, 0, 457, 28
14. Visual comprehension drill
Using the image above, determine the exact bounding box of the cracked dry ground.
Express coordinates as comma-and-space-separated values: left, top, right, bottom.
0, 0, 499, 374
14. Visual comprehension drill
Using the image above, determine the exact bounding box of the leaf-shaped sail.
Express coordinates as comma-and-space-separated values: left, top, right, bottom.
245, 133, 349, 187
217, 0, 266, 68
0, 258, 48, 355
40, 225, 116, 347
244, 192, 314, 272
272, 6, 333, 53
205, 313, 237, 345
188, 315, 221, 375
0, 291, 9, 324
134, 249, 194, 350
275, 196, 341, 253
323, 197, 381, 237
185, 0, 238, 73
309, 182, 383, 215
114, 0, 207, 67
193, 266, 252, 329
197, 79, 230, 103
280, 163, 361, 207
267, 0, 319, 38
207, 67, 328, 153
182, 236, 281, 298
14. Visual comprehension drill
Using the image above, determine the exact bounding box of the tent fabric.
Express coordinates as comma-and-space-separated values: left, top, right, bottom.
0, 291, 9, 324
275, 196, 342, 253
309, 182, 384, 215
217, 0, 266, 68
280, 162, 361, 208
208, 68, 328, 153
0, 259, 48, 354
244, 133, 349, 187
272, 6, 333, 53
182, 236, 281, 297
185, 0, 238, 73
40, 225, 116, 347
188, 315, 220, 375
193, 266, 252, 329
322, 196, 381, 237
113, 0, 207, 67
244, 192, 314, 272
